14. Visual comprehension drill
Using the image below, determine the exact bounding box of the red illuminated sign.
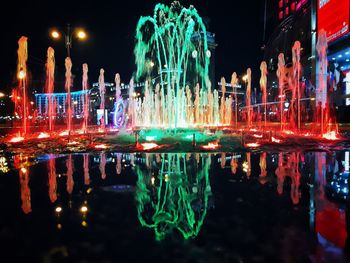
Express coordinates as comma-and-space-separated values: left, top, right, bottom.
318, 0, 350, 43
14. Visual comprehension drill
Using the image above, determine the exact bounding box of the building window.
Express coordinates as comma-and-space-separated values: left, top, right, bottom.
279, 11, 283, 20
279, 0, 283, 9
291, 2, 296, 11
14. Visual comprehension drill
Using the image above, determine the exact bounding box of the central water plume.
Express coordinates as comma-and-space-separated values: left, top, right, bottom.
133, 2, 221, 129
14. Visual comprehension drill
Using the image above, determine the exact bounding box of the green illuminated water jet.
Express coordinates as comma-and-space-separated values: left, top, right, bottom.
132, 1, 229, 129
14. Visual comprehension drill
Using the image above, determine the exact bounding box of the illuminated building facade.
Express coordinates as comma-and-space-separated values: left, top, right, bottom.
264, 0, 350, 122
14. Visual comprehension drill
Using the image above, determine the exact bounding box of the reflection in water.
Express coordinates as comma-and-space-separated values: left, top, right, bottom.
135, 153, 213, 240
230, 153, 238, 175
19, 167, 31, 214
220, 153, 226, 169
275, 152, 302, 204
313, 152, 348, 249
0, 156, 9, 173
99, 152, 106, 179
116, 153, 122, 175
66, 154, 74, 194
83, 153, 90, 186
48, 156, 57, 203
242, 152, 251, 178
10, 150, 349, 255
259, 152, 267, 184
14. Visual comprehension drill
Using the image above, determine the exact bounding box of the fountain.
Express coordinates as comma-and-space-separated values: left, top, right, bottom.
133, 2, 221, 129
231, 72, 239, 128
17, 36, 29, 136
46, 47, 55, 132
2, 1, 347, 155
65, 58, 73, 135
98, 68, 106, 131
82, 63, 89, 133
316, 29, 329, 135
277, 53, 286, 131
246, 68, 252, 128
260, 62, 268, 128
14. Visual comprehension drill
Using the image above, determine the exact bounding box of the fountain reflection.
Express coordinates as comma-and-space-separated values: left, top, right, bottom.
8, 150, 349, 253
19, 166, 31, 214
83, 153, 90, 185
48, 156, 57, 203
135, 153, 213, 240
275, 152, 302, 204
66, 154, 74, 194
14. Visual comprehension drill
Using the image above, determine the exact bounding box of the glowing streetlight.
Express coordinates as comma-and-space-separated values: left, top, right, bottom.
242, 75, 248, 83
50, 24, 88, 58
77, 30, 87, 40
51, 30, 60, 39
0, 92, 5, 98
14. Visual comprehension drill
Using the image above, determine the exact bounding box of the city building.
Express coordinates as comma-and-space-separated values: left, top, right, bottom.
264, 0, 350, 122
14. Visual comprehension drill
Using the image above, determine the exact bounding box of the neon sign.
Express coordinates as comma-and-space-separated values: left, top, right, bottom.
318, 0, 350, 43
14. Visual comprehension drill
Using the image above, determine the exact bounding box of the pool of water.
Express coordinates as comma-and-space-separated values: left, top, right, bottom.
0, 151, 349, 262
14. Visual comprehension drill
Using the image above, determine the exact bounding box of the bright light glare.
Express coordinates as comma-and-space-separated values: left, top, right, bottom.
77, 30, 87, 39
51, 31, 60, 39
80, 206, 88, 213
18, 70, 26, 80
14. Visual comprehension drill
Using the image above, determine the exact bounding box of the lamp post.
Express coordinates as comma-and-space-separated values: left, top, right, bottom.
50, 24, 87, 58
50, 24, 87, 135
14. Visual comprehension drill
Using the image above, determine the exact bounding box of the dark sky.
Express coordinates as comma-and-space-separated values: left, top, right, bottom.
0, 0, 267, 93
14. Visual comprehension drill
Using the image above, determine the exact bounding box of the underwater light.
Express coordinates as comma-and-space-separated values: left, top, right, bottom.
9, 136, 24, 143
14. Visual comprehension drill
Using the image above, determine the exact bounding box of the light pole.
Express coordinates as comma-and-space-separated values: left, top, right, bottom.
50, 24, 87, 135
50, 24, 87, 58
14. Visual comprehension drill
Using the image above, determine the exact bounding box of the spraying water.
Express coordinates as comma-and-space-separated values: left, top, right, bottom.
133, 2, 220, 129
231, 72, 239, 127
46, 47, 55, 132
65, 58, 73, 134
260, 61, 268, 128
277, 54, 286, 131
290, 41, 302, 130
246, 68, 252, 128
82, 63, 89, 133
98, 68, 106, 130
316, 30, 328, 135
115, 73, 121, 101
17, 36, 28, 136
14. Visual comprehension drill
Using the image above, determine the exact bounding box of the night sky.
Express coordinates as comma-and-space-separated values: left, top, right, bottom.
0, 0, 266, 93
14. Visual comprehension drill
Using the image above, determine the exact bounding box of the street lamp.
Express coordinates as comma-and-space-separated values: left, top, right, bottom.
50, 24, 87, 57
